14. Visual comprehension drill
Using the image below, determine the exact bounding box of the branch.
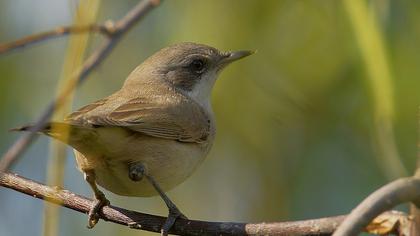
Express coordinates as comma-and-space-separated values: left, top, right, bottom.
0, 0, 161, 172
0, 24, 114, 54
0, 172, 410, 236
333, 177, 420, 236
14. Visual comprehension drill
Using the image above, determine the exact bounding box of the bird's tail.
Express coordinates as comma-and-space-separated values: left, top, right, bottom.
11, 122, 97, 154
9, 124, 33, 132
10, 122, 76, 143
11, 122, 65, 132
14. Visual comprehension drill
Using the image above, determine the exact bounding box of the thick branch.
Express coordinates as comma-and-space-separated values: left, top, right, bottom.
0, 172, 387, 235
333, 177, 420, 236
0, 0, 161, 172
0, 172, 412, 236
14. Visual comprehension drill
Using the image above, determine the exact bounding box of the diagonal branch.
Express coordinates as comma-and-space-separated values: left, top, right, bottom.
0, 171, 410, 236
0, 24, 113, 54
0, 0, 162, 172
332, 177, 420, 236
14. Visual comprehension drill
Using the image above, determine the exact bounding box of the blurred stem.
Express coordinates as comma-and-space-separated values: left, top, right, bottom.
343, 0, 407, 179
409, 109, 420, 235
43, 1, 100, 236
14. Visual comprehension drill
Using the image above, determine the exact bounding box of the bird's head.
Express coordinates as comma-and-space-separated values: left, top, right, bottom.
126, 42, 253, 107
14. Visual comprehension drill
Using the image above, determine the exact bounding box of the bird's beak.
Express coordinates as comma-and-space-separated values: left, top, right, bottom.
219, 50, 255, 65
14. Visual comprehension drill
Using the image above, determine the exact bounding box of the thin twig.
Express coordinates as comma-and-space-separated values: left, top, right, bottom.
0, 172, 409, 236
333, 177, 420, 236
0, 24, 113, 54
0, 0, 161, 172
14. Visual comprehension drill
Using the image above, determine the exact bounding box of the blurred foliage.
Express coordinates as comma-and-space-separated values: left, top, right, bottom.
45, 1, 100, 236
0, 0, 419, 236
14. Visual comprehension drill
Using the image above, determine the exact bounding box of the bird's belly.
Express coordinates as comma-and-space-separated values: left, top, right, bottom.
73, 128, 211, 197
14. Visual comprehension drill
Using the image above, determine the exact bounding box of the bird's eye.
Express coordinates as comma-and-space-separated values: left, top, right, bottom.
190, 59, 206, 73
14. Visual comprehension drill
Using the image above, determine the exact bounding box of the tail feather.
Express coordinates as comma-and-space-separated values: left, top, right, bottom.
10, 122, 74, 139
10, 122, 95, 152
10, 123, 53, 133
9, 124, 33, 132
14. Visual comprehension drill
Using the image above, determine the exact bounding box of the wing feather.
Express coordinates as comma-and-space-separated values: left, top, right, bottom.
65, 97, 109, 124
67, 96, 210, 143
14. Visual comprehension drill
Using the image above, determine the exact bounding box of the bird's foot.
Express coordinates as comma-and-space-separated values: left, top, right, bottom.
87, 193, 110, 229
129, 163, 187, 235
161, 206, 187, 236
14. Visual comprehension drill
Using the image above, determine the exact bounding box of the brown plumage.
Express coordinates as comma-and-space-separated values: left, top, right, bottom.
12, 42, 253, 234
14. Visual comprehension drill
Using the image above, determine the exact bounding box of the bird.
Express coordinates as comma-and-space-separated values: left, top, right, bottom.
13, 42, 253, 235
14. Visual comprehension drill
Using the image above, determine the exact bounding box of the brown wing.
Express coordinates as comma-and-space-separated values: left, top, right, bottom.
65, 97, 109, 124
74, 97, 210, 143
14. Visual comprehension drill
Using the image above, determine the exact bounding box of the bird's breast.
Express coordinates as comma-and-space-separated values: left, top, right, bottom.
74, 127, 214, 197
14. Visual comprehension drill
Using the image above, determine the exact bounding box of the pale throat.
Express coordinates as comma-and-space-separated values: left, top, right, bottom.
186, 71, 217, 114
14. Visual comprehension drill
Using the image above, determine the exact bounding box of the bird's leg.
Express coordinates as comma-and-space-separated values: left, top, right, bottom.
84, 170, 110, 229
128, 163, 187, 236
146, 174, 188, 236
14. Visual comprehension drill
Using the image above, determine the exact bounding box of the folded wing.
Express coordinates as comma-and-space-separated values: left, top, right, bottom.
66, 96, 210, 143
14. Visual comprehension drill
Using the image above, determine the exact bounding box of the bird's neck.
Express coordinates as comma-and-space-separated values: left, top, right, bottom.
186, 90, 211, 113
186, 71, 217, 114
